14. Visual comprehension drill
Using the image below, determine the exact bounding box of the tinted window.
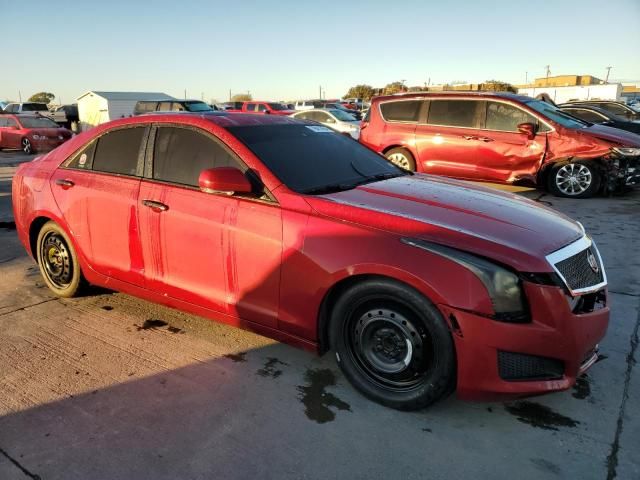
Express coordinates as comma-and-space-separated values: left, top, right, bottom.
428, 100, 483, 128
525, 100, 586, 129
228, 124, 404, 193
246, 103, 256, 112
599, 103, 630, 116
153, 127, 239, 186
92, 127, 145, 176
380, 101, 421, 122
562, 108, 607, 123
19, 117, 59, 128
5, 118, 18, 127
0, 118, 7, 127
23, 103, 48, 111
485, 102, 537, 131
184, 101, 212, 112
257, 104, 267, 112
135, 102, 157, 114
66, 141, 97, 170
314, 111, 333, 123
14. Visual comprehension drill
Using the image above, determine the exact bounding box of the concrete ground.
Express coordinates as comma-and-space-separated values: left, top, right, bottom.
0, 149, 638, 480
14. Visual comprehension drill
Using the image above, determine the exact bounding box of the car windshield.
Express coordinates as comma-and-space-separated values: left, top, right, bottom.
525, 100, 587, 129
19, 117, 59, 128
330, 109, 357, 121
228, 124, 407, 194
268, 103, 288, 111
23, 103, 48, 111
184, 101, 213, 112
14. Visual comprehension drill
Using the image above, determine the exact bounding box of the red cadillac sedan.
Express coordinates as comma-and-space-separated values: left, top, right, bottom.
0, 114, 72, 154
12, 112, 609, 410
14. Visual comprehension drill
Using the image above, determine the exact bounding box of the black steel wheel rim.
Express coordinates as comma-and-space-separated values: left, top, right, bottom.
345, 301, 433, 391
40, 232, 73, 288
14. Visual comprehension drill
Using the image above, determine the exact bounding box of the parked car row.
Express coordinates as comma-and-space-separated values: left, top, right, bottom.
359, 92, 640, 198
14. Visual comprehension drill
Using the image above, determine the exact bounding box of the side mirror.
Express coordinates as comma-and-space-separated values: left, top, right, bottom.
198, 167, 252, 195
517, 122, 536, 139
263, 110, 271, 114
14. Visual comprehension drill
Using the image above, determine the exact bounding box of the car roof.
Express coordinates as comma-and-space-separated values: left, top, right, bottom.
371, 91, 533, 103
111, 112, 305, 128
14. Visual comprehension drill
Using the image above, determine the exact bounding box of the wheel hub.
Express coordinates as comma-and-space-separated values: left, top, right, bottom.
556, 163, 592, 195
41, 233, 72, 288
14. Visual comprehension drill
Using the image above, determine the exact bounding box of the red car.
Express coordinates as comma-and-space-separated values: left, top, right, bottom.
226, 101, 295, 116
0, 114, 72, 154
12, 113, 609, 410
360, 92, 640, 198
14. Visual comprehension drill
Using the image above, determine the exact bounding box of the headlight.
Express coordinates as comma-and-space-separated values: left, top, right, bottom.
402, 238, 529, 323
612, 147, 640, 156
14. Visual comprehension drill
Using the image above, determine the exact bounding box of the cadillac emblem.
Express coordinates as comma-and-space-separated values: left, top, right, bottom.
587, 250, 599, 274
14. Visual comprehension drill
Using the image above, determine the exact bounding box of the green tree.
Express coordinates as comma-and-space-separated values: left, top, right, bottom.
231, 93, 252, 102
28, 92, 56, 104
344, 84, 375, 101
383, 82, 407, 95
480, 80, 516, 93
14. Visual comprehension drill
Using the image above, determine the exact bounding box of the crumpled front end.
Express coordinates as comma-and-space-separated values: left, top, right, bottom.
603, 150, 640, 191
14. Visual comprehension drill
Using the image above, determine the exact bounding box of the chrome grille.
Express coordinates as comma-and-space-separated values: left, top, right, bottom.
546, 235, 607, 295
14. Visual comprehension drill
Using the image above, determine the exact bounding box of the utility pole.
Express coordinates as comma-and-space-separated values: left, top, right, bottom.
525, 71, 528, 84
18, 90, 22, 102
184, 89, 187, 100
229, 89, 232, 101
544, 65, 551, 85
319, 85, 322, 100
605, 66, 612, 83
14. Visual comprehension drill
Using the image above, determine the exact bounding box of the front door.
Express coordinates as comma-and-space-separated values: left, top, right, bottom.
138, 125, 282, 327
51, 125, 148, 285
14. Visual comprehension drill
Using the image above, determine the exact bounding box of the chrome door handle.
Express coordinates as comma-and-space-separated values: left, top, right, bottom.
142, 199, 169, 212
55, 179, 74, 189
462, 135, 477, 140
478, 136, 494, 142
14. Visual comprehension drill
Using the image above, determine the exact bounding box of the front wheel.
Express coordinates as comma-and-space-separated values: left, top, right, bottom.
385, 147, 416, 172
36, 221, 87, 297
548, 161, 601, 198
22, 138, 34, 155
329, 279, 456, 410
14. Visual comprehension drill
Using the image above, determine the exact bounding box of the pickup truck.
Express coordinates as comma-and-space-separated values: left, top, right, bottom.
227, 101, 295, 116
2, 102, 67, 125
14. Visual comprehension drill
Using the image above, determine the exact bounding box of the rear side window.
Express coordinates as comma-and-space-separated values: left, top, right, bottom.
66, 141, 97, 170
135, 102, 157, 114
485, 102, 537, 132
246, 103, 256, 112
599, 103, 630, 116
428, 100, 483, 128
92, 127, 145, 176
380, 101, 421, 122
562, 108, 607, 123
152, 127, 240, 186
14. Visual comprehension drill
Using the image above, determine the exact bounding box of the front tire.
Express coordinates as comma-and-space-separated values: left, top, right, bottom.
385, 147, 416, 171
548, 161, 601, 198
329, 279, 456, 410
36, 221, 86, 297
22, 138, 34, 155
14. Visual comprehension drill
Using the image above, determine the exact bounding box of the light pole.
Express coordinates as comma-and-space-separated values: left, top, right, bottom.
605, 66, 612, 83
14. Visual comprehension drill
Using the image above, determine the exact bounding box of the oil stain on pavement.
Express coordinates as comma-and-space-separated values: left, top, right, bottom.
136, 319, 185, 334
257, 357, 288, 378
572, 375, 591, 400
297, 368, 351, 424
504, 401, 579, 431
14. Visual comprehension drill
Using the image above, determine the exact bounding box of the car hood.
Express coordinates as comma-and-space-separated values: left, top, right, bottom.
580, 124, 640, 147
306, 174, 583, 272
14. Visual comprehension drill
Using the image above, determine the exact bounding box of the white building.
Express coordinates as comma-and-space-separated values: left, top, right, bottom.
517, 84, 622, 104
77, 91, 174, 131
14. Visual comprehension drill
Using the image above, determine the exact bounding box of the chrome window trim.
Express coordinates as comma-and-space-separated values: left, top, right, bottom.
545, 234, 607, 296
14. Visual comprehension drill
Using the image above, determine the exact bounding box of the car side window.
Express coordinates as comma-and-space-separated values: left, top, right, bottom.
5, 118, 17, 128
563, 109, 607, 123
380, 101, 421, 122
485, 102, 537, 132
257, 104, 267, 112
0, 118, 7, 127
428, 100, 484, 128
600, 103, 629, 116
152, 127, 242, 187
172, 102, 185, 111
65, 140, 97, 170
246, 103, 256, 112
92, 127, 146, 176
314, 111, 331, 123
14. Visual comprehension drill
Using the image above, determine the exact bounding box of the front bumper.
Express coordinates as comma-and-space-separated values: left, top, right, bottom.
439, 282, 609, 401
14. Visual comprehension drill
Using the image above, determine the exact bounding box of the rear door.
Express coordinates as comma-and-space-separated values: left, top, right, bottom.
51, 125, 149, 285
472, 101, 546, 183
414, 99, 485, 179
138, 125, 283, 326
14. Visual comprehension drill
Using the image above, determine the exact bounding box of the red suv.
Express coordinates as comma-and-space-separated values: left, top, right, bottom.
360, 92, 640, 198
13, 113, 608, 409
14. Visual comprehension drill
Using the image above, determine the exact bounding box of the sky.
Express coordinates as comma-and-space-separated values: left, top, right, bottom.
2, 0, 639, 103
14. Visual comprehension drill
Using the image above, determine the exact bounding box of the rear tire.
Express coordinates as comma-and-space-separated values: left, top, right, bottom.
329, 278, 456, 410
385, 147, 416, 172
547, 161, 600, 198
22, 138, 34, 155
36, 221, 87, 297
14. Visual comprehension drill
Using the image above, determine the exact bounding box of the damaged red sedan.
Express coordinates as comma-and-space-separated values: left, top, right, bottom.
0, 114, 72, 154
12, 113, 609, 410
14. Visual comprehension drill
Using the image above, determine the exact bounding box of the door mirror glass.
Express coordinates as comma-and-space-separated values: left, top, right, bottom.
198, 167, 252, 195
517, 122, 536, 139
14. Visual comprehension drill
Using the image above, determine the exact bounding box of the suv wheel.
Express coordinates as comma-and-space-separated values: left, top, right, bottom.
548, 161, 600, 198
329, 278, 455, 410
385, 148, 416, 171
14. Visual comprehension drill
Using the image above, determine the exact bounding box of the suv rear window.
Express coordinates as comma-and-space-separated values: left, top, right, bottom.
380, 101, 421, 122
23, 103, 48, 111
427, 100, 484, 128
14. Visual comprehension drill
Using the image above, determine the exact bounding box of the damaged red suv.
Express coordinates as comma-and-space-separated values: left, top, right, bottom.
13, 112, 609, 410
360, 92, 640, 198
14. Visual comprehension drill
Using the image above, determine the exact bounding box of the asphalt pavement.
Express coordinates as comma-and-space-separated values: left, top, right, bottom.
0, 150, 638, 480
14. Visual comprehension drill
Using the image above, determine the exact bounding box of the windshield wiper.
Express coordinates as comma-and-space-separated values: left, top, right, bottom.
302, 183, 361, 195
